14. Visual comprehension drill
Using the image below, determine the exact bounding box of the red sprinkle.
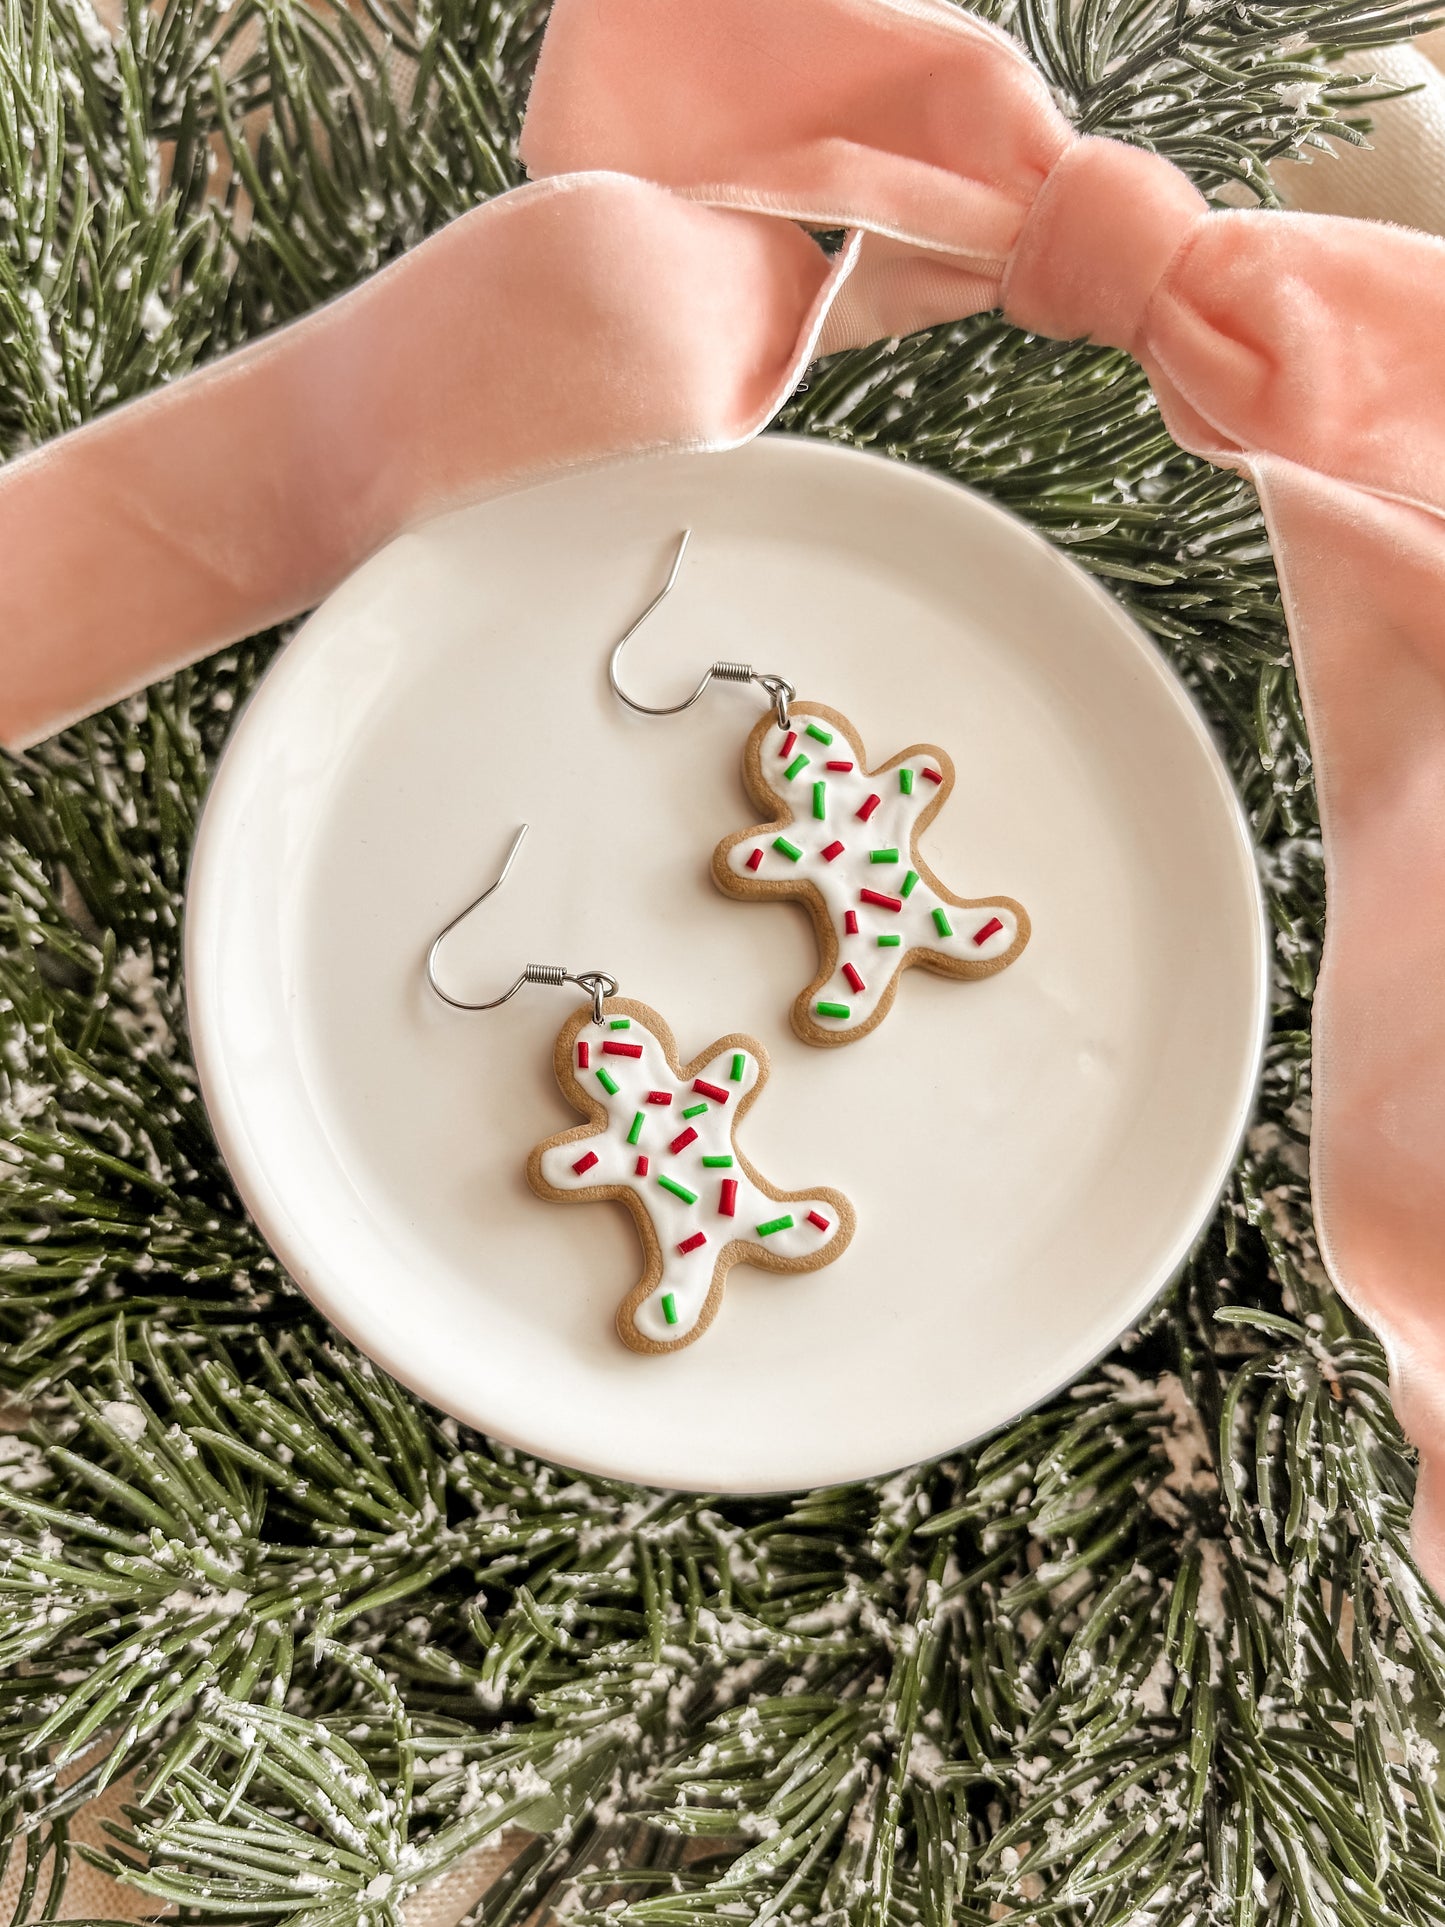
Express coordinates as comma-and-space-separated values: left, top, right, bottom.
807, 1210, 830, 1232
576, 1041, 590, 1069
670, 1126, 699, 1155
746, 847, 764, 872
647, 1091, 673, 1106
603, 1041, 643, 1058
693, 1078, 730, 1104
861, 888, 903, 912
973, 916, 1005, 946
780, 731, 798, 759
856, 793, 881, 822
635, 1154, 650, 1176
923, 768, 943, 784
842, 962, 865, 994
844, 911, 859, 936
719, 1178, 738, 1217
678, 1231, 708, 1256
572, 1151, 599, 1177
825, 760, 855, 771
821, 840, 845, 862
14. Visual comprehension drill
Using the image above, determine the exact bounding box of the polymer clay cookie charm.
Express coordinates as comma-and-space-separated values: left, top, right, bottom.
609, 532, 1030, 1048
426, 825, 853, 1356
713, 703, 1029, 1046
528, 997, 853, 1352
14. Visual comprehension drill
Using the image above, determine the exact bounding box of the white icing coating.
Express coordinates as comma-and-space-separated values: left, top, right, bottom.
537, 1013, 842, 1343
726, 711, 1021, 1035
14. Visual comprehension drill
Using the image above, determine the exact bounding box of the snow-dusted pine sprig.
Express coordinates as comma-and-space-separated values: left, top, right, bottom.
4, 0, 1445, 1921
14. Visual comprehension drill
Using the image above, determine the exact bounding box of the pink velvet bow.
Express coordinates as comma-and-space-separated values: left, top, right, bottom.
5, 0, 1445, 1575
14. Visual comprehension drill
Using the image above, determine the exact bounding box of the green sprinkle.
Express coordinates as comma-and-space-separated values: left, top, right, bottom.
899, 767, 914, 795
702, 1155, 734, 1168
816, 1000, 850, 1019
932, 908, 954, 939
773, 836, 803, 862
609, 1017, 631, 1029
661, 1292, 679, 1326
870, 848, 899, 864
805, 723, 834, 745
730, 1052, 746, 1082
658, 1175, 698, 1204
683, 1102, 708, 1119
784, 753, 809, 782
812, 780, 826, 820
627, 1111, 644, 1145
901, 869, 919, 897
596, 1068, 620, 1096
877, 934, 902, 947
756, 1214, 795, 1237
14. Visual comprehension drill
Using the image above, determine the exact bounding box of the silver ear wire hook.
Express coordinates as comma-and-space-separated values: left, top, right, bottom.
608, 529, 796, 730
426, 823, 618, 1024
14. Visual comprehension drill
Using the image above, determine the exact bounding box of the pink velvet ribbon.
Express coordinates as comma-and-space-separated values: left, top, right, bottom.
5, 0, 1445, 1573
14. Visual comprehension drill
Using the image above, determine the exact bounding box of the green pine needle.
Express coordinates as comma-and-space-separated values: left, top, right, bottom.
5, 0, 1445, 1921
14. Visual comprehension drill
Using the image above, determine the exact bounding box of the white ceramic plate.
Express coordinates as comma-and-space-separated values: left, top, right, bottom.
186, 437, 1267, 1491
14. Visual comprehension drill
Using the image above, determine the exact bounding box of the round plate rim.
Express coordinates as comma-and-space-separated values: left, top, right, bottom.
185, 435, 1271, 1492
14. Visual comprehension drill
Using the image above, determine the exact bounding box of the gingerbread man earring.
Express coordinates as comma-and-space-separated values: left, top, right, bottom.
425, 825, 854, 1354
609, 532, 1031, 1047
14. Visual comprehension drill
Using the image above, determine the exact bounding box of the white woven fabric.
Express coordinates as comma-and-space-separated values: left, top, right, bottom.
0, 1769, 159, 1922
0, 1765, 524, 1924
1272, 32, 1445, 233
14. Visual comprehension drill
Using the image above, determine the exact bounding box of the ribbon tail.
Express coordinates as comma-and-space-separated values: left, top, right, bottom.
0, 174, 851, 750
1253, 454, 1445, 1585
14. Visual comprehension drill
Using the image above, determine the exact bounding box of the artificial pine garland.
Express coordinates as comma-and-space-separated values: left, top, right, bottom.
2, 0, 1444, 1920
